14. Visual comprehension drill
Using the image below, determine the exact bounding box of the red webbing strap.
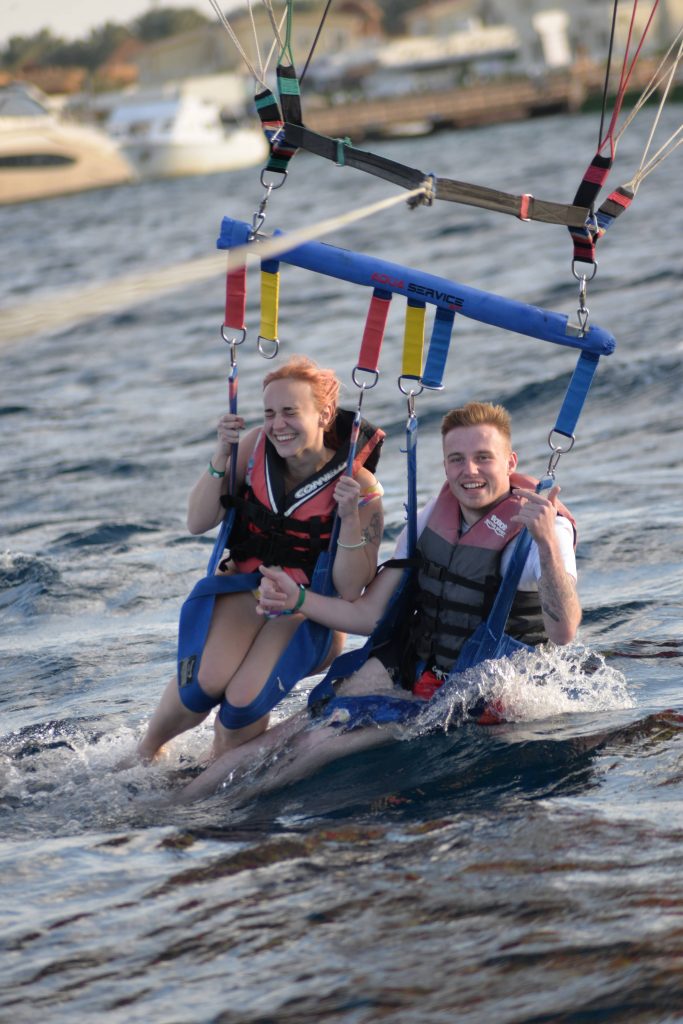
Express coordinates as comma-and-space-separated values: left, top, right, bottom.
569, 153, 613, 264
357, 288, 391, 372
569, 1, 661, 264
595, 185, 635, 240
224, 264, 247, 333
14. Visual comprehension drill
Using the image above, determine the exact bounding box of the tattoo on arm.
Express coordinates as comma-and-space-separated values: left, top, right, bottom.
362, 510, 382, 545
538, 573, 577, 624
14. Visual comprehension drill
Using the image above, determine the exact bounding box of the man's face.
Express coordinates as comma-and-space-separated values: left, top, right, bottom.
442, 423, 518, 525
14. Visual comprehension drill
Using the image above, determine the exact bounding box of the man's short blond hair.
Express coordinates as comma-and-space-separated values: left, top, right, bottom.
441, 402, 512, 445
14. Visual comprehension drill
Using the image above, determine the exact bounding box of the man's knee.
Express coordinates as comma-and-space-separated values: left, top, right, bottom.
336, 658, 394, 697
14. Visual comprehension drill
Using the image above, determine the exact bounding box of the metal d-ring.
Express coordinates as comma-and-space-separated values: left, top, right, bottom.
260, 168, 287, 191
221, 325, 247, 347
257, 335, 279, 359
546, 429, 575, 475
352, 366, 379, 391
397, 375, 424, 399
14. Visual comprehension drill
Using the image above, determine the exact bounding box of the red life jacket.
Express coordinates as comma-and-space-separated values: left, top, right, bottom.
405, 473, 575, 677
222, 409, 384, 585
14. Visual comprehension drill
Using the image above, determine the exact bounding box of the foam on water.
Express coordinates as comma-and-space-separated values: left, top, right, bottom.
423, 644, 634, 731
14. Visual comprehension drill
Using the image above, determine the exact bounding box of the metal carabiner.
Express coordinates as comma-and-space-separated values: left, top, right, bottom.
546, 429, 575, 477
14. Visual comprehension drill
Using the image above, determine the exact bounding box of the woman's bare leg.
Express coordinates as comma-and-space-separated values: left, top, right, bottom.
208, 616, 338, 759
135, 591, 264, 762
136, 675, 211, 762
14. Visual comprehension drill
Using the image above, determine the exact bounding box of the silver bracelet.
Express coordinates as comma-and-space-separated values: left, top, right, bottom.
337, 538, 367, 549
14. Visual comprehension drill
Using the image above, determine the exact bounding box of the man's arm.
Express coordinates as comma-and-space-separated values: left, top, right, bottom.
512, 484, 582, 644
257, 562, 402, 635
536, 544, 581, 643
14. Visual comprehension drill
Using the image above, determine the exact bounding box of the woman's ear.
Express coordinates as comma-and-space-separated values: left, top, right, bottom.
319, 404, 334, 428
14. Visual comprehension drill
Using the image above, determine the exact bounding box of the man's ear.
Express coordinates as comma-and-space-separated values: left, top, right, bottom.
508, 450, 518, 474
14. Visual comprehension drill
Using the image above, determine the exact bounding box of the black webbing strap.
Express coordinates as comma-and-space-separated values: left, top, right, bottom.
568, 152, 613, 263
283, 123, 591, 228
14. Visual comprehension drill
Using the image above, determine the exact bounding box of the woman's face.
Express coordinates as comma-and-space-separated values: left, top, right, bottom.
262, 378, 332, 459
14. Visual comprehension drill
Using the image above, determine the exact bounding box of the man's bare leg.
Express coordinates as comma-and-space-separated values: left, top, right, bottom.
176, 712, 307, 802
178, 657, 402, 802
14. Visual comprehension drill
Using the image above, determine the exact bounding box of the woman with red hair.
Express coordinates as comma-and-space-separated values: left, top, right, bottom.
136, 356, 385, 765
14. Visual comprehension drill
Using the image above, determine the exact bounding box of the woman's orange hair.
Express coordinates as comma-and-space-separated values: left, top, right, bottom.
262, 355, 341, 414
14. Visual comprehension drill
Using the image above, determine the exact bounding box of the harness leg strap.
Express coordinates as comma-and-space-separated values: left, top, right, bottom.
178, 676, 223, 713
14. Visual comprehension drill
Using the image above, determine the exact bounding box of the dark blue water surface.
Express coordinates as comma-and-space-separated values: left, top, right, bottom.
1, 106, 683, 1023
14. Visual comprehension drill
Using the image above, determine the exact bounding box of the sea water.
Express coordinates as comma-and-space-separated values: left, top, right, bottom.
1, 107, 682, 1022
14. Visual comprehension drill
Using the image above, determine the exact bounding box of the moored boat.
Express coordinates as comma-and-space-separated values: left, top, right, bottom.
0, 82, 135, 205
106, 87, 268, 180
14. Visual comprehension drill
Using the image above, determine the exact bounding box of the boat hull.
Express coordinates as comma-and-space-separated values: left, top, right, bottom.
121, 127, 268, 180
0, 118, 135, 205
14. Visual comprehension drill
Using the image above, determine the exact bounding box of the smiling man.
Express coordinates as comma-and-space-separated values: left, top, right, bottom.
179, 401, 582, 803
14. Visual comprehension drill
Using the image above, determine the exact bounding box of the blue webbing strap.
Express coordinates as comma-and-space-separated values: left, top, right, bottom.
453, 477, 552, 671
307, 408, 420, 713
553, 350, 601, 439
405, 413, 419, 558
419, 307, 455, 389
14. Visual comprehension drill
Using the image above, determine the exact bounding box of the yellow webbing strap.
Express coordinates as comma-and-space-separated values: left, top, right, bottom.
401, 300, 426, 380
260, 266, 280, 342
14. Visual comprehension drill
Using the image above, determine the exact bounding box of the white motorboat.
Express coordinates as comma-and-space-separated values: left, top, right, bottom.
0, 82, 135, 205
106, 88, 268, 180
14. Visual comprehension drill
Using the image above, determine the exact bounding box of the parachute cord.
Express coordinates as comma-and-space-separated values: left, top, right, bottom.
261, 0, 287, 70
224, 185, 430, 272
597, 0, 620, 151
206, 0, 288, 90
627, 130, 683, 189
300, 0, 335, 85
617, 29, 683, 191
614, 24, 683, 141
278, 0, 295, 66
246, 0, 266, 83
206, 0, 266, 88
600, 0, 662, 153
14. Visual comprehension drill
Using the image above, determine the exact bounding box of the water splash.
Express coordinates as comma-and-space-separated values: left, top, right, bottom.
422, 644, 633, 731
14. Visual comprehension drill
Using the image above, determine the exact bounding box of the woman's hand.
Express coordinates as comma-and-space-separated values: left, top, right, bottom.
216, 413, 245, 458
256, 565, 299, 616
333, 475, 361, 520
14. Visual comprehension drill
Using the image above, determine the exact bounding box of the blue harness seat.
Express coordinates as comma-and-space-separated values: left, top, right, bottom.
177, 554, 335, 728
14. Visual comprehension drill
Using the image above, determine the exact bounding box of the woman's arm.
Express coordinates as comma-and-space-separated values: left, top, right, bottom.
331, 467, 384, 600
186, 420, 260, 535
258, 563, 401, 635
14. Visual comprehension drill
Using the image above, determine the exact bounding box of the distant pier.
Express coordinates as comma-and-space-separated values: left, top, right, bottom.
302, 61, 668, 142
